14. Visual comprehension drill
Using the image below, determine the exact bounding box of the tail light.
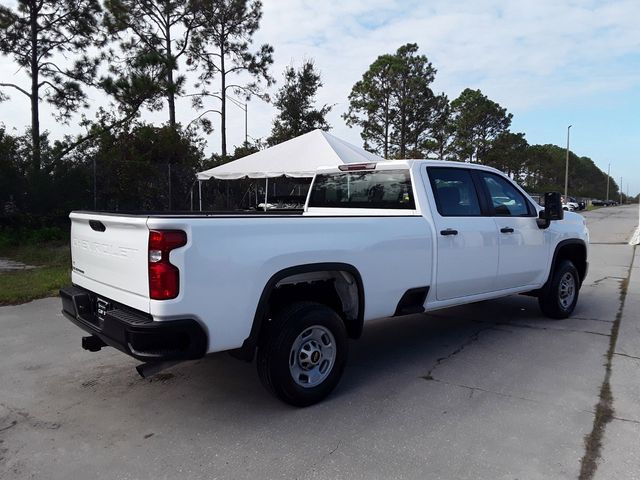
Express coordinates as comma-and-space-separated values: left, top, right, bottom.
148, 230, 187, 300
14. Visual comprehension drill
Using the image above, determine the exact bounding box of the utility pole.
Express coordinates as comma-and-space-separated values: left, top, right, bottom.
606, 163, 610, 202
564, 125, 571, 198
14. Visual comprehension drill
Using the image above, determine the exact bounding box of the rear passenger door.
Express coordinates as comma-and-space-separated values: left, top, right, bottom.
427, 167, 500, 301
475, 171, 548, 289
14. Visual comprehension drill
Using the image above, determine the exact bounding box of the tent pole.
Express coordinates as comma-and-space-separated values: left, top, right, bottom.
264, 178, 268, 212
198, 180, 202, 211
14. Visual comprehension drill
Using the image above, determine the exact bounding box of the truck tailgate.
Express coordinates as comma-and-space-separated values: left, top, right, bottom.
70, 212, 150, 312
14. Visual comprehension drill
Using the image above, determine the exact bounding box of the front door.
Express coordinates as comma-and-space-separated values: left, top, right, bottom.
475, 171, 549, 289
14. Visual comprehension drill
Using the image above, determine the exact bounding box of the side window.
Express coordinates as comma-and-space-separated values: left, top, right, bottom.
428, 167, 482, 216
480, 172, 530, 216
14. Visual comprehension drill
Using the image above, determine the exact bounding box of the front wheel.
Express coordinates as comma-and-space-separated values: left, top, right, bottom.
257, 302, 348, 407
538, 260, 580, 319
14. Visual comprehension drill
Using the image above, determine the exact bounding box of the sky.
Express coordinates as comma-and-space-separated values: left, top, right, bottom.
1, 0, 639, 196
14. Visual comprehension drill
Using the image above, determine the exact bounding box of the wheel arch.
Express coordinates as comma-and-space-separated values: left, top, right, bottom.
548, 239, 588, 286
233, 262, 365, 362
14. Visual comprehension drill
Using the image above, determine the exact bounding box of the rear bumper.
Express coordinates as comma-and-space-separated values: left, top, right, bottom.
60, 285, 207, 362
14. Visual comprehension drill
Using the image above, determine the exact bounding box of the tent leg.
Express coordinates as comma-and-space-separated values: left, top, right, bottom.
198, 180, 202, 211
264, 178, 268, 212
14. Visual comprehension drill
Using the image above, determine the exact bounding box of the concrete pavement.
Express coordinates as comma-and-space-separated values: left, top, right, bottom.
0, 204, 638, 480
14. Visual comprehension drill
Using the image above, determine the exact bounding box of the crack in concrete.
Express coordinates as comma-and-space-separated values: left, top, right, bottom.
0, 402, 60, 433
578, 246, 636, 480
471, 318, 611, 337
611, 416, 640, 425
425, 377, 597, 416
588, 242, 630, 245
572, 317, 615, 323
613, 352, 640, 361
422, 326, 499, 379
297, 440, 342, 479
0, 420, 17, 433
587, 276, 625, 287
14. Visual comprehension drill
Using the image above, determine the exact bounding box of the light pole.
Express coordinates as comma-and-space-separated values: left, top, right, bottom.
226, 95, 248, 144
564, 125, 572, 198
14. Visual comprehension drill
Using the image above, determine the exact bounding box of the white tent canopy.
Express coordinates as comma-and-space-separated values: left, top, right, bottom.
196, 129, 384, 181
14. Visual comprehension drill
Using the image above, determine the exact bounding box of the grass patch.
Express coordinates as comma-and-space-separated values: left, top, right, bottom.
0, 242, 70, 306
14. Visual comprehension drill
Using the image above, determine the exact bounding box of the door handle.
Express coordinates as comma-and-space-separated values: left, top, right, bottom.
440, 228, 458, 236
500, 227, 514, 234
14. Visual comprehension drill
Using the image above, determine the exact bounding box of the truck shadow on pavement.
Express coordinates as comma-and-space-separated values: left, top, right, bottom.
42, 291, 606, 428
76, 294, 576, 412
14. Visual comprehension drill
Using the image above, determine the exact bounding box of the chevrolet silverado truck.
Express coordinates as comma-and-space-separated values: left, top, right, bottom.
61, 160, 589, 406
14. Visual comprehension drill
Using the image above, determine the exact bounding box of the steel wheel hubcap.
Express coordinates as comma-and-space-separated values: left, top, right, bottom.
289, 325, 336, 388
558, 272, 576, 309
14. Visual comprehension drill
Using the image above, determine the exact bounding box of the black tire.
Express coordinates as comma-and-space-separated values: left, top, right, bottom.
257, 302, 348, 407
538, 260, 580, 319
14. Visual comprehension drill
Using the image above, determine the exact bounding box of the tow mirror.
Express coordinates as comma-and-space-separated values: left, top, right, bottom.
536, 192, 564, 229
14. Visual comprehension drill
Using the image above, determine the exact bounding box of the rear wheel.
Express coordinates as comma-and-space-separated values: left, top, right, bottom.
257, 302, 348, 407
538, 260, 580, 319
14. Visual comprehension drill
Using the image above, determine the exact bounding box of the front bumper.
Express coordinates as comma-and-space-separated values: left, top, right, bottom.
60, 285, 207, 362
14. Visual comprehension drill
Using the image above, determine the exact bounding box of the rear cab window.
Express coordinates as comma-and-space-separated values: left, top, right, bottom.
427, 167, 482, 217
308, 169, 416, 210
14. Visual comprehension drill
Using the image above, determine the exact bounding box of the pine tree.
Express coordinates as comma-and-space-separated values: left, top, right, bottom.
449, 88, 512, 163
344, 44, 437, 158
189, 0, 274, 157
0, 0, 102, 173
267, 61, 332, 146
104, 0, 203, 128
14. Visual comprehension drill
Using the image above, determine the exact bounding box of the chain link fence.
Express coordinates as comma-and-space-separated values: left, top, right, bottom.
2, 161, 312, 232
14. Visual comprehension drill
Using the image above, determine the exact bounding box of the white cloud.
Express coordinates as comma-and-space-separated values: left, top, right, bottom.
1, 0, 639, 157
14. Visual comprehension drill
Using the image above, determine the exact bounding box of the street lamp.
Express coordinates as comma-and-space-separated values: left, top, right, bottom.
226, 95, 248, 144
564, 125, 572, 198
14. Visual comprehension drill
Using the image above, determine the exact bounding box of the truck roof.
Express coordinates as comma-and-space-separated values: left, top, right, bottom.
316, 159, 504, 175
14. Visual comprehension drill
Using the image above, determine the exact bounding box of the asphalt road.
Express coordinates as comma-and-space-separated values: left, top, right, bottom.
1, 205, 638, 480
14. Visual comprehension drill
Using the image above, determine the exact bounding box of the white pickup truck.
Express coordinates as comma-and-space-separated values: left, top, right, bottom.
61, 160, 589, 406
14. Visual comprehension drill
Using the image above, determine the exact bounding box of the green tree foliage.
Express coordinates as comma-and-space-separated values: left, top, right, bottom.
0, 0, 102, 173
0, 126, 27, 214
389, 44, 436, 159
343, 52, 396, 157
206, 137, 264, 168
69, 123, 206, 211
0, 126, 93, 218
267, 60, 332, 146
189, 0, 274, 156
104, 0, 202, 128
344, 43, 437, 158
421, 93, 451, 159
449, 88, 512, 163
484, 132, 530, 179
525, 145, 619, 199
